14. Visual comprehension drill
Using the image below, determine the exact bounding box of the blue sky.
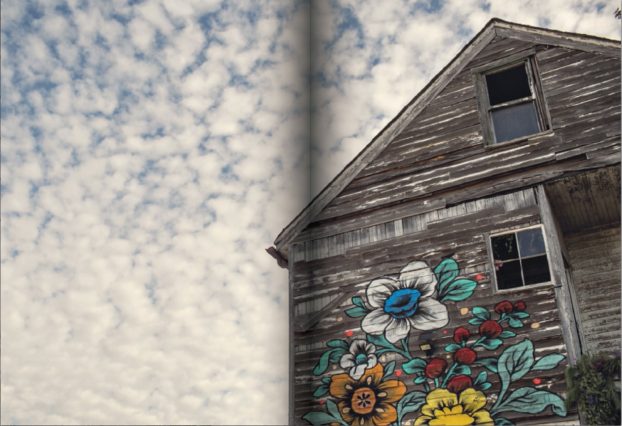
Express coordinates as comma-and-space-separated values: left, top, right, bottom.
0, 0, 618, 424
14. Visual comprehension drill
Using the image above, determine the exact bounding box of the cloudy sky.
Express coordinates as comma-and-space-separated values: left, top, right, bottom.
0, 1, 618, 424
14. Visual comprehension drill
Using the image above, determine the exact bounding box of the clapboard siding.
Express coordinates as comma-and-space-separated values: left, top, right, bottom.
566, 227, 621, 354
311, 38, 620, 224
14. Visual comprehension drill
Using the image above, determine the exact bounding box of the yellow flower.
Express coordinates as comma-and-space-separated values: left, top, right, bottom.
414, 388, 493, 426
329, 364, 406, 426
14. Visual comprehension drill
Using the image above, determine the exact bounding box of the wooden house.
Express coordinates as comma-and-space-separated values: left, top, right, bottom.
268, 19, 620, 425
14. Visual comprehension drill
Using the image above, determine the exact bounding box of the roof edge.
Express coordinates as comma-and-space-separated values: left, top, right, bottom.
274, 18, 621, 250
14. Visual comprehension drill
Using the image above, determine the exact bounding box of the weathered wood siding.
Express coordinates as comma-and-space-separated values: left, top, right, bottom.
291, 189, 576, 424
310, 36, 620, 225
566, 226, 621, 354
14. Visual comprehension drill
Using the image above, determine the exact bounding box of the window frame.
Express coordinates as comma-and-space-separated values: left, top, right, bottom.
474, 50, 552, 146
487, 224, 554, 294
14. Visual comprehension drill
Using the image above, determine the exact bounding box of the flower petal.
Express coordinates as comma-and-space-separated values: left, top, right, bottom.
349, 339, 368, 355
366, 354, 378, 369
366, 278, 398, 308
458, 388, 487, 414
372, 403, 398, 426
472, 409, 494, 425
340, 354, 355, 369
361, 309, 392, 335
350, 363, 367, 380
421, 389, 458, 415
385, 318, 410, 343
364, 341, 376, 354
414, 415, 432, 426
329, 373, 355, 399
337, 401, 354, 424
377, 379, 407, 403
399, 261, 436, 297
360, 363, 384, 385
409, 298, 449, 331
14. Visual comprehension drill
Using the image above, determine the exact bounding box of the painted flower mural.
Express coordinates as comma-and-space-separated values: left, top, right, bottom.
361, 261, 449, 343
303, 258, 568, 426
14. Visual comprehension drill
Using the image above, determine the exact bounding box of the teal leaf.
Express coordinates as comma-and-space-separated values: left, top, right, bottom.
497, 340, 535, 401
434, 258, 459, 293
439, 279, 477, 302
325, 400, 343, 422
480, 382, 492, 391
383, 361, 396, 378
366, 333, 393, 349
345, 306, 367, 318
493, 417, 515, 426
474, 371, 487, 385
508, 317, 523, 328
397, 391, 426, 425
513, 311, 530, 319
474, 357, 498, 373
414, 376, 428, 384
302, 410, 345, 426
481, 338, 503, 350
402, 357, 427, 375
313, 349, 345, 375
329, 349, 344, 364
444, 343, 461, 353
472, 306, 490, 320
321, 376, 331, 385
468, 317, 484, 326
532, 353, 565, 371
494, 387, 566, 416
351, 296, 366, 308
500, 330, 516, 339
326, 339, 349, 350
454, 365, 472, 376
313, 383, 329, 398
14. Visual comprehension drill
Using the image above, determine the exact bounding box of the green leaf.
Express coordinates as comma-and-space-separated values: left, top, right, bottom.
454, 365, 472, 375
493, 417, 514, 426
500, 330, 516, 339
508, 317, 523, 328
481, 338, 503, 350
468, 317, 484, 326
513, 311, 530, 319
351, 296, 366, 308
439, 279, 477, 302
313, 383, 329, 398
329, 349, 344, 364
383, 361, 396, 378
312, 349, 344, 375
397, 391, 426, 425
434, 258, 459, 293
366, 333, 393, 349
414, 376, 428, 384
302, 410, 343, 425
345, 306, 367, 318
325, 400, 342, 422
497, 340, 535, 402
472, 306, 490, 320
480, 382, 492, 391
444, 343, 461, 353
321, 376, 331, 385
474, 357, 498, 373
326, 339, 349, 350
474, 371, 487, 385
532, 353, 565, 371
402, 357, 427, 375
494, 386, 566, 416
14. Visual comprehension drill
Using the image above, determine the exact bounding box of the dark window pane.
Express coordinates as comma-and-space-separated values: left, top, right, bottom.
492, 234, 518, 260
522, 255, 551, 285
486, 65, 532, 105
496, 260, 523, 289
517, 228, 546, 257
491, 102, 540, 143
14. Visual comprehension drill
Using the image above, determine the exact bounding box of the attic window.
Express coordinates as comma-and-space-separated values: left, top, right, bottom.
489, 226, 552, 291
476, 57, 550, 145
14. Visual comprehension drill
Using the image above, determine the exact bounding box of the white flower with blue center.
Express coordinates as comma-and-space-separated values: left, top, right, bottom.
361, 261, 449, 343
338, 339, 378, 380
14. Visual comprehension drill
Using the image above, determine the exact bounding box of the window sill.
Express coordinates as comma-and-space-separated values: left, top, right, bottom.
485, 129, 555, 150
493, 281, 555, 295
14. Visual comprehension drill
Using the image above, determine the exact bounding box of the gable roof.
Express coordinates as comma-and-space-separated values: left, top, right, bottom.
274, 18, 620, 253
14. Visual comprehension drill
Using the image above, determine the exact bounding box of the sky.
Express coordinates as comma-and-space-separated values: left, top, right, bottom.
0, 1, 619, 425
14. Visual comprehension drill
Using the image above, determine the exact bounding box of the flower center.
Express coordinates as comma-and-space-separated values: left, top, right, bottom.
350, 387, 377, 415
383, 288, 421, 318
354, 354, 368, 365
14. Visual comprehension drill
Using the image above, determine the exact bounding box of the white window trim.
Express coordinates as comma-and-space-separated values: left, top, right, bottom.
487, 224, 555, 294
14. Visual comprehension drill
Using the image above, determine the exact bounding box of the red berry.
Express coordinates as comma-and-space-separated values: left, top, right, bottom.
514, 300, 527, 311
479, 320, 503, 338
453, 327, 470, 343
532, 378, 542, 385
447, 375, 473, 394
475, 273, 485, 282
344, 330, 353, 337
395, 370, 402, 377
494, 300, 513, 314
424, 358, 448, 379
454, 347, 477, 365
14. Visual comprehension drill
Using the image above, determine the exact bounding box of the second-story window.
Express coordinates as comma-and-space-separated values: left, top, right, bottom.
476, 56, 550, 145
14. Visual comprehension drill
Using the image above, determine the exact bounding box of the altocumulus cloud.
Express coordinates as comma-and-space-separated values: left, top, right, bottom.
1, 1, 308, 424
1, 0, 620, 425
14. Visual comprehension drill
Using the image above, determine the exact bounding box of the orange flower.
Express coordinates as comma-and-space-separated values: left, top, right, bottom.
329, 364, 406, 426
